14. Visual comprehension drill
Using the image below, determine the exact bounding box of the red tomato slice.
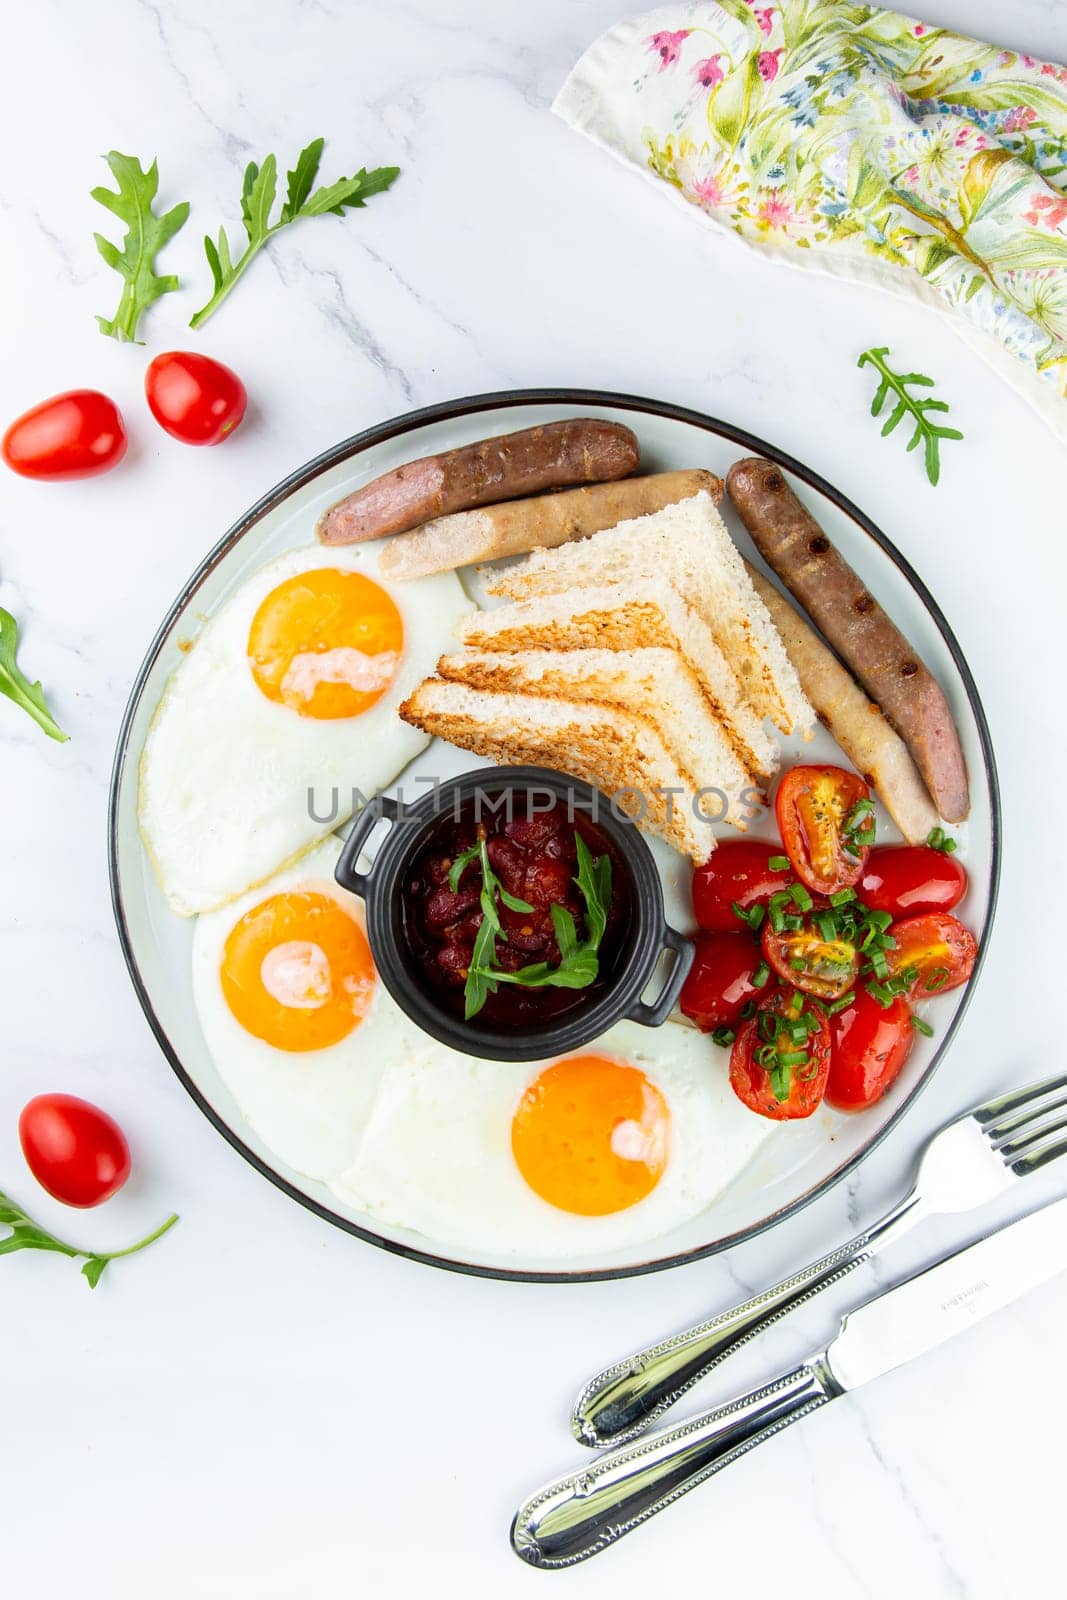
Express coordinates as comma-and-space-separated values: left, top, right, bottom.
145, 352, 247, 446
2, 390, 127, 480
884, 912, 977, 999
679, 931, 774, 1032
860, 845, 967, 919
729, 990, 831, 1121
691, 841, 793, 931
18, 1094, 131, 1208
827, 990, 915, 1110
761, 918, 858, 1001
775, 765, 873, 896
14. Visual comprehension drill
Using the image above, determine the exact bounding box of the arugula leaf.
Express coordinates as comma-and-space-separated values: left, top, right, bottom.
0, 608, 68, 742
858, 347, 963, 486
464, 916, 499, 1022
190, 138, 400, 329
448, 841, 481, 893
92, 152, 190, 343
0, 1188, 178, 1289
463, 835, 614, 1014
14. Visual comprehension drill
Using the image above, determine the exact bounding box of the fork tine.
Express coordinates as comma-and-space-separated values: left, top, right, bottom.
972, 1073, 1067, 1128
997, 1113, 1067, 1162
1008, 1134, 1067, 1179
984, 1088, 1067, 1142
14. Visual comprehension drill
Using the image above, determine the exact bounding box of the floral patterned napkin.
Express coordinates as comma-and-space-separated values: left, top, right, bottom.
554, 3, 1067, 440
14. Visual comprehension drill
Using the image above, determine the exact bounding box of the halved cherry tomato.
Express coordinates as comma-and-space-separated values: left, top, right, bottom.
761, 918, 858, 1001
884, 912, 977, 999
2, 390, 127, 480
691, 841, 793, 931
827, 990, 914, 1110
18, 1094, 131, 1208
775, 765, 873, 896
679, 931, 773, 1032
859, 845, 967, 919
145, 351, 247, 446
729, 990, 831, 1120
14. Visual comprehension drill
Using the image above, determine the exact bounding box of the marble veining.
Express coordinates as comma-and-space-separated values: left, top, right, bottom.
1, 1, 1064, 1596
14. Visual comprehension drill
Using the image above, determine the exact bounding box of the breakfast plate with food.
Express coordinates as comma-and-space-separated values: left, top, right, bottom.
109, 389, 999, 1281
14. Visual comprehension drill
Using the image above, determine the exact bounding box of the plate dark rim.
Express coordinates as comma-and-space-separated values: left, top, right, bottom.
108, 387, 1002, 1285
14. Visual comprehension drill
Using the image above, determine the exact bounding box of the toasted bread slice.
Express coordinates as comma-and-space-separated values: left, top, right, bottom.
398, 678, 714, 862
455, 579, 778, 780
436, 647, 756, 830
487, 491, 813, 738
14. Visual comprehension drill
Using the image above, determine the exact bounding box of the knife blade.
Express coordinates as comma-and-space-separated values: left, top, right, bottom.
512, 1193, 1067, 1569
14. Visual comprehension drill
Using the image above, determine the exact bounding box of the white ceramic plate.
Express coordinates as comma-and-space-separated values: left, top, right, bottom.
109, 390, 1000, 1282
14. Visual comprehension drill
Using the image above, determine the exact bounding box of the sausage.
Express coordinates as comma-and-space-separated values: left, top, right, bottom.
317, 419, 640, 546
727, 459, 968, 821
747, 565, 940, 843
379, 470, 721, 580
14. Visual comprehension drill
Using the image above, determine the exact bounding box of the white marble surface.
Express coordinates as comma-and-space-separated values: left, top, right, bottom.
1, 1, 1065, 1594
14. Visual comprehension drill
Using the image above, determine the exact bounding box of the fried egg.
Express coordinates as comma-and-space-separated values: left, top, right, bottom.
334, 1021, 775, 1259
194, 837, 775, 1258
191, 839, 405, 1179
141, 542, 472, 915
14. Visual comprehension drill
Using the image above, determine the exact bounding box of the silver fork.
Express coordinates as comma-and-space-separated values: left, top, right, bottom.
573, 1071, 1067, 1450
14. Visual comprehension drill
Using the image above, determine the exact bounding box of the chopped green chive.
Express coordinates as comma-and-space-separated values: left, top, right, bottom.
711, 1025, 736, 1048
731, 900, 765, 933
768, 855, 790, 871
911, 1015, 935, 1036
750, 961, 771, 990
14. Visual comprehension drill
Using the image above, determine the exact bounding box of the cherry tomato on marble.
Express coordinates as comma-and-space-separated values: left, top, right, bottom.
679, 931, 774, 1032
859, 845, 967, 920
691, 840, 793, 931
18, 1094, 131, 1208
2, 390, 127, 480
884, 912, 977, 1000
775, 765, 873, 897
827, 989, 915, 1110
145, 351, 247, 446
729, 989, 831, 1121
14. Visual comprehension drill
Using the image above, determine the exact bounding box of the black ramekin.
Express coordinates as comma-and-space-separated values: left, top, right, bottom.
334, 765, 695, 1062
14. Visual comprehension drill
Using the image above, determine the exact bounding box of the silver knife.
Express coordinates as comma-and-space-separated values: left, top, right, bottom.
512, 1192, 1067, 1569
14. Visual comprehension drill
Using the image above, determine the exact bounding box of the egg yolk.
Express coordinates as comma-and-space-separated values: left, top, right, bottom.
247, 568, 403, 719
511, 1055, 670, 1216
220, 889, 375, 1051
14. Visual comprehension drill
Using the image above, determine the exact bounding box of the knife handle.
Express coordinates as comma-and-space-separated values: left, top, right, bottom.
513, 1362, 838, 1569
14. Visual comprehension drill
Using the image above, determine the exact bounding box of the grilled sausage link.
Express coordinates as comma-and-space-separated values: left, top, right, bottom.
727, 457, 969, 822
318, 419, 640, 546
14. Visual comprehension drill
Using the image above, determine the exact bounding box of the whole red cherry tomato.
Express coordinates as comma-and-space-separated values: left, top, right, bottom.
827, 990, 915, 1110
691, 841, 793, 931
729, 990, 831, 1121
775, 765, 873, 896
761, 917, 858, 1001
19, 1094, 131, 1208
859, 845, 967, 919
679, 931, 773, 1032
884, 912, 977, 999
145, 351, 247, 446
2, 390, 127, 480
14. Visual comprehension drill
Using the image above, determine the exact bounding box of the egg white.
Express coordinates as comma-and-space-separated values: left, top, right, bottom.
190, 840, 405, 1180
194, 837, 777, 1258
333, 1019, 776, 1260
141, 542, 473, 915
